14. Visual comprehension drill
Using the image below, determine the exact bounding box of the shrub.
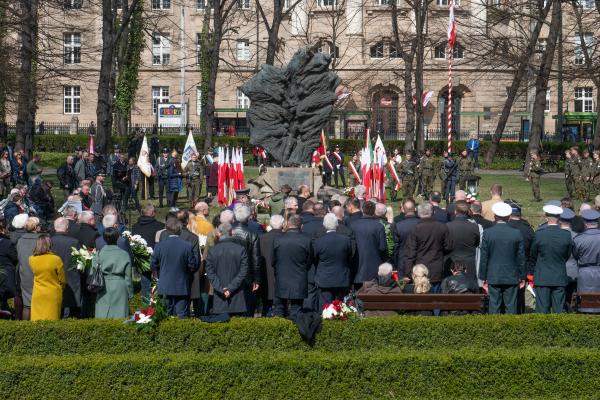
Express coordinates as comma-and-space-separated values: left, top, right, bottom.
1, 349, 600, 399
1, 315, 600, 356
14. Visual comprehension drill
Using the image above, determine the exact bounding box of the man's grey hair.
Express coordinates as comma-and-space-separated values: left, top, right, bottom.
80, 211, 95, 224
102, 214, 118, 229
220, 209, 234, 224
417, 202, 433, 218
269, 214, 284, 230
102, 205, 118, 216
332, 205, 344, 220
233, 204, 251, 223
218, 223, 232, 238
284, 196, 298, 208
64, 205, 78, 218
323, 213, 339, 231
354, 185, 366, 198
142, 203, 155, 217
378, 263, 393, 277
375, 202, 388, 218
166, 217, 182, 234
11, 213, 29, 229
54, 217, 69, 233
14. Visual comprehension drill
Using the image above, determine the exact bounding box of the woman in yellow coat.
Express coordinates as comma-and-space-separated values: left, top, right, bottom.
29, 235, 65, 321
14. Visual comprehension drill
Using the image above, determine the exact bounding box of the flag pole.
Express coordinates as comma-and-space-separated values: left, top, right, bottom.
447, 0, 455, 154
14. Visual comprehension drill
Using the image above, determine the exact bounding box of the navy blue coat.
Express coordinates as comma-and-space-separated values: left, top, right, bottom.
392, 215, 419, 269
167, 164, 182, 193
313, 231, 353, 288
272, 230, 312, 299
349, 216, 387, 284
479, 222, 525, 285
151, 235, 198, 296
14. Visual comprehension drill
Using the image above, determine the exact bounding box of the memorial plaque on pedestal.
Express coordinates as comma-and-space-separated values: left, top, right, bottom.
261, 167, 315, 194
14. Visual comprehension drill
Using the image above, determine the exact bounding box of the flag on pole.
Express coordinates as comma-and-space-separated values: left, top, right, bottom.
87, 135, 95, 154
361, 129, 373, 199
388, 161, 401, 191
348, 161, 362, 184
181, 131, 198, 170
447, 0, 456, 154
236, 148, 245, 190
217, 147, 226, 205
226, 148, 235, 205
137, 135, 153, 178
373, 135, 387, 202
317, 130, 334, 171
448, 0, 456, 47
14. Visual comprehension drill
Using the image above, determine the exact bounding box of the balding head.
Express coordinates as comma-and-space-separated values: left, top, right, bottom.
332, 205, 344, 221
194, 201, 209, 216
80, 211, 95, 225
375, 202, 388, 218
402, 198, 416, 215
454, 190, 467, 201
220, 209, 234, 225
54, 217, 69, 233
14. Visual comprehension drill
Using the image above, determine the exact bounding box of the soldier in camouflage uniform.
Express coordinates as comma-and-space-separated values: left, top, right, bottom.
528, 151, 544, 202
592, 151, 600, 197
564, 150, 576, 199
418, 149, 435, 199
571, 148, 585, 200
184, 152, 204, 207
399, 152, 417, 199
581, 150, 594, 201
458, 149, 474, 191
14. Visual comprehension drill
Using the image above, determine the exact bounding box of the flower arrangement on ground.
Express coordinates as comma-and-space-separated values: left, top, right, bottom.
122, 231, 153, 273
128, 281, 166, 333
322, 298, 360, 321
466, 192, 479, 203
70, 246, 96, 272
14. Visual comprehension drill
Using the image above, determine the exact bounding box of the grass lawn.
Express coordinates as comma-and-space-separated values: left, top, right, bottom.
43, 161, 571, 229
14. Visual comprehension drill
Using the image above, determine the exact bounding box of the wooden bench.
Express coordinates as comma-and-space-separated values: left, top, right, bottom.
572, 292, 600, 313
358, 293, 488, 312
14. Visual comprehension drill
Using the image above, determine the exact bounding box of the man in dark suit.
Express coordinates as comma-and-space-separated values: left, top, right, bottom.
506, 200, 535, 275
63, 206, 81, 237
404, 202, 453, 292
313, 213, 353, 310
51, 217, 81, 318
300, 199, 316, 225
77, 211, 99, 249
531, 205, 573, 313
258, 215, 285, 317
300, 202, 326, 311
429, 192, 449, 223
392, 198, 419, 270
302, 203, 325, 235
349, 201, 387, 289
479, 202, 526, 314
151, 217, 198, 318
344, 198, 362, 225
272, 214, 312, 320
446, 200, 480, 281
471, 201, 493, 230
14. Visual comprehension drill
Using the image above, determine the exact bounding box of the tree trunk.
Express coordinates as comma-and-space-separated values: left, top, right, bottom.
96, 0, 117, 153
485, 1, 551, 164
264, 0, 284, 65
527, 0, 561, 159
414, 4, 426, 152
15, 0, 38, 159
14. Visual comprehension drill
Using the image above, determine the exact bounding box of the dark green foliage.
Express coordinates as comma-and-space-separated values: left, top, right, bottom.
1, 315, 600, 356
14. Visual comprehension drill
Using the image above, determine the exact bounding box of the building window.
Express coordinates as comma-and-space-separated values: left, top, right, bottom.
536, 38, 547, 53
238, 0, 250, 9
64, 0, 82, 10
152, 32, 170, 65
64, 33, 81, 64
197, 0, 207, 8
64, 86, 81, 114
575, 87, 593, 112
389, 43, 401, 58
196, 86, 202, 116
437, 0, 460, 5
237, 89, 250, 109
318, 0, 337, 6
236, 39, 250, 61
152, 86, 170, 115
575, 32, 594, 65
152, 0, 170, 10
577, 0, 594, 9
370, 42, 384, 58
317, 41, 339, 58
545, 90, 550, 112
434, 42, 463, 59
376, 0, 397, 5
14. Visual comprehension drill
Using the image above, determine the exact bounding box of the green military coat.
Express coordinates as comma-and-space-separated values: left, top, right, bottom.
531, 225, 572, 287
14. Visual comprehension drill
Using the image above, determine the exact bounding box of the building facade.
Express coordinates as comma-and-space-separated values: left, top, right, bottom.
23, 0, 600, 141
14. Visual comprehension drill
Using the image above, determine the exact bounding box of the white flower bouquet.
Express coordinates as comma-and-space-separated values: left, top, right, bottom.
70, 246, 96, 272
122, 230, 153, 273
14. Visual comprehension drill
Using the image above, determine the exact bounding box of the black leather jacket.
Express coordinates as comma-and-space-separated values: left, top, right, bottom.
441, 272, 479, 294
231, 222, 261, 284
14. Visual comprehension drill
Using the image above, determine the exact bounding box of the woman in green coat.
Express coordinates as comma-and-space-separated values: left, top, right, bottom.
94, 227, 133, 319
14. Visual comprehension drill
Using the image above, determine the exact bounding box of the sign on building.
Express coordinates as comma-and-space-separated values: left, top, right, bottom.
157, 103, 187, 127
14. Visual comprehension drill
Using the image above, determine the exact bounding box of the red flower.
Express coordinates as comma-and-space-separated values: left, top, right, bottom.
392, 271, 399, 282
141, 306, 155, 318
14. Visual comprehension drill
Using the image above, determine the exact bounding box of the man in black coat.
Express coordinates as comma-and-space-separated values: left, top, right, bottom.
258, 215, 285, 317
300, 202, 326, 311
506, 200, 535, 275
205, 224, 250, 315
446, 200, 480, 281
349, 201, 387, 288
429, 192, 449, 223
272, 215, 312, 320
133, 204, 166, 301
57, 156, 77, 200
299, 199, 316, 225
302, 203, 325, 235
471, 201, 493, 230
231, 204, 261, 315
404, 202, 453, 289
151, 217, 198, 318
63, 206, 81, 238
312, 213, 353, 310
51, 217, 81, 318
392, 198, 419, 270
344, 197, 362, 225
77, 211, 100, 249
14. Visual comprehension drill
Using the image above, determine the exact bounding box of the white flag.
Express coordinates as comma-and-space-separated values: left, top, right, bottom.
181, 131, 198, 170
137, 135, 153, 178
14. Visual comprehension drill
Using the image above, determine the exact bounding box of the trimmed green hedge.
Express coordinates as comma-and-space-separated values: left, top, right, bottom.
2, 349, 600, 398
2, 315, 600, 356
31, 134, 583, 160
